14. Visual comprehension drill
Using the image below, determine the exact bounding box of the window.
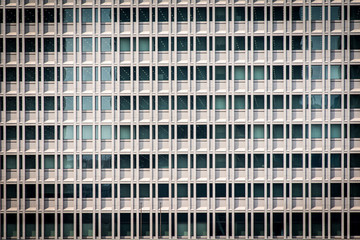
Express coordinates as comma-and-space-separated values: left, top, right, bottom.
82, 9, 92, 22
196, 37, 207, 51
158, 8, 168, 22
177, 37, 187, 51
139, 67, 150, 81
331, 124, 341, 138
331, 36, 341, 50
177, 8, 188, 22
120, 38, 130, 51
273, 125, 284, 139
292, 95, 303, 109
82, 126, 93, 140
196, 155, 207, 168
215, 66, 226, 80
177, 96, 188, 109
253, 7, 264, 21
215, 7, 226, 21
177, 184, 188, 197
82, 96, 93, 110
253, 37, 264, 50
139, 184, 150, 197
215, 125, 226, 139
234, 96, 245, 109
177, 155, 188, 168
254, 184, 264, 197
215, 37, 226, 51
82, 67, 93, 81
311, 36, 322, 50
196, 8, 206, 21
215, 96, 226, 109
82, 213, 93, 237
215, 183, 226, 197
311, 6, 322, 21
311, 183, 322, 197
101, 38, 111, 52
82, 184, 93, 198
120, 184, 131, 197
234, 7, 245, 21
215, 154, 226, 168
44, 97, 54, 110
100, 8, 111, 22
158, 155, 169, 168
273, 7, 283, 21
254, 125, 264, 139
82, 38, 93, 52
139, 37, 149, 51
292, 125, 303, 138
101, 126, 112, 140
331, 6, 341, 20
139, 8, 149, 22
63, 96, 74, 110
234, 37, 245, 50
196, 213, 207, 236
139, 126, 150, 139
253, 95, 264, 109
63, 9, 74, 23
311, 95, 322, 109
311, 125, 322, 138
101, 96, 112, 110
311, 66, 322, 80
273, 184, 283, 197
120, 126, 131, 139
139, 96, 149, 110
292, 183, 303, 197
158, 37, 168, 51
120, 8, 130, 22
350, 95, 360, 108
196, 125, 207, 139
44, 155, 55, 169
101, 67, 111, 81
196, 184, 207, 197
63, 155, 74, 169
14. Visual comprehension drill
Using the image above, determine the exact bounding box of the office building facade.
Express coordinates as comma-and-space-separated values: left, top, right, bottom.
1, 0, 360, 239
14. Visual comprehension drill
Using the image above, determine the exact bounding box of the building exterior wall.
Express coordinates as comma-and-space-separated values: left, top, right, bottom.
1, 0, 360, 239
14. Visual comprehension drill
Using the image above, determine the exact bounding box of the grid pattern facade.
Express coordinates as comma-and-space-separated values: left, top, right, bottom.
1, 0, 360, 239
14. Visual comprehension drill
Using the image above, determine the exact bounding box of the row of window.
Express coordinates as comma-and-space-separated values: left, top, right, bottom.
3, 6, 360, 24
3, 124, 360, 140
4, 95, 359, 111
3, 65, 359, 82
2, 183, 360, 199
3, 212, 359, 238
3, 35, 360, 53
3, 153, 357, 169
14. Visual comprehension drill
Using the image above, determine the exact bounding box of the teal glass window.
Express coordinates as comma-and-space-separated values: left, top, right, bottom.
311, 95, 322, 109
311, 36, 322, 50
25, 67, 35, 81
101, 67, 111, 81
196, 8, 206, 21
177, 37, 188, 51
331, 6, 341, 20
196, 67, 207, 80
311, 66, 322, 80
139, 126, 150, 139
101, 126, 112, 140
273, 96, 283, 109
273, 125, 284, 139
196, 213, 207, 236
139, 37, 149, 51
120, 8, 130, 22
273, 155, 283, 168
120, 38, 130, 51
196, 37, 207, 51
234, 37, 245, 50
120, 126, 131, 139
196, 96, 207, 109
44, 155, 55, 169
63, 126, 74, 140
139, 96, 150, 110
82, 126, 93, 140
215, 125, 226, 139
101, 96, 112, 110
234, 96, 245, 109
196, 155, 207, 168
331, 95, 341, 109
292, 95, 303, 109
6, 156, 17, 169
235, 125, 245, 138
82, 96, 93, 110
63, 38, 73, 52
120, 96, 130, 110
215, 7, 226, 21
44, 214, 55, 237
177, 125, 188, 139
44, 38, 54, 52
82, 9, 93, 23
63, 9, 74, 23
254, 7, 265, 21
273, 36, 283, 50
177, 184, 188, 197
292, 125, 303, 138
330, 65, 341, 79
82, 213, 93, 237
177, 66, 187, 80
177, 213, 188, 236
158, 37, 168, 51
139, 67, 150, 81
311, 6, 322, 20
234, 66, 245, 80
331, 124, 341, 138
234, 7, 245, 21
254, 125, 264, 139
158, 125, 169, 139
215, 37, 226, 50
82, 38, 93, 52
215, 154, 226, 168
351, 95, 360, 108
158, 96, 169, 110
311, 124, 322, 138
157, 67, 169, 81
177, 8, 187, 22
120, 67, 130, 81
63, 155, 74, 169
215, 66, 226, 80
253, 37, 264, 50
63, 96, 74, 110
177, 96, 188, 109
158, 8, 168, 22
331, 36, 341, 50
196, 125, 207, 139
100, 38, 111, 52
215, 96, 226, 109
139, 8, 149, 22
158, 155, 169, 168
63, 214, 74, 237
63, 67, 74, 81
254, 95, 264, 109
100, 8, 111, 22
292, 36, 303, 50
177, 155, 188, 168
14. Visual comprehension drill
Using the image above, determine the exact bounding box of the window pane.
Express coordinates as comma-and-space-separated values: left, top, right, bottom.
158, 125, 169, 139
101, 67, 111, 81
120, 38, 130, 51
196, 37, 207, 51
253, 95, 264, 109
63, 67, 74, 81
235, 125, 245, 138
82, 126, 93, 140
177, 96, 188, 109
234, 37, 245, 50
44, 155, 55, 169
311, 36, 322, 50
158, 8, 169, 22
196, 66, 207, 80
215, 37, 226, 51
234, 7, 245, 21
82, 67, 93, 81
101, 8, 111, 22
254, 37, 264, 50
139, 126, 150, 139
82, 38, 93, 52
139, 67, 150, 81
177, 155, 188, 168
63, 126, 74, 140
101, 96, 112, 110
292, 95, 303, 109
82, 9, 92, 22
63, 9, 74, 23
215, 125, 226, 139
215, 154, 226, 168
63, 155, 74, 169
215, 7, 226, 21
331, 124, 341, 138
312, 6, 322, 20
158, 155, 169, 168
311, 124, 322, 138
177, 8, 187, 21
63, 96, 74, 110
101, 126, 112, 140
351, 95, 360, 108
158, 37, 168, 51
234, 96, 245, 109
215, 96, 226, 109
6, 156, 17, 169
331, 36, 341, 50
311, 95, 322, 109
139, 8, 149, 22
254, 125, 264, 139
196, 8, 206, 21
330, 65, 341, 79
311, 66, 322, 80
63, 38, 73, 52
177, 37, 188, 51
82, 96, 93, 110
215, 66, 226, 80
120, 126, 131, 139
139, 37, 149, 51
100, 38, 111, 52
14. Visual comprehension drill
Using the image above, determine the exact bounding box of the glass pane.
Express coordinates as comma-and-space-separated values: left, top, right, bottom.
177, 96, 188, 109
158, 37, 168, 51
311, 95, 322, 109
331, 6, 341, 20
311, 66, 322, 80
330, 65, 341, 79
63, 9, 74, 23
196, 214, 207, 236
177, 184, 188, 197
235, 125, 245, 138
312, 6, 322, 20
234, 7, 245, 21
254, 95, 264, 109
82, 38, 93, 52
139, 37, 149, 51
215, 154, 226, 168
215, 37, 226, 51
215, 66, 226, 80
63, 96, 74, 110
254, 37, 264, 50
82, 214, 93, 237
139, 96, 150, 110
254, 125, 264, 139
234, 37, 245, 50
139, 126, 150, 139
82, 96, 93, 110
139, 67, 150, 81
63, 155, 74, 169
311, 125, 322, 138
101, 126, 112, 140
120, 126, 131, 139
158, 125, 168, 139
215, 7, 226, 21
215, 125, 226, 139
158, 67, 169, 81
311, 36, 322, 50
196, 66, 207, 80
158, 8, 168, 22
292, 95, 303, 109
101, 96, 112, 110
196, 8, 206, 21
234, 96, 245, 109
6, 156, 17, 169
120, 38, 131, 51
331, 36, 341, 50
177, 155, 188, 168
63, 38, 73, 52
273, 125, 284, 139
177, 37, 187, 51
100, 38, 111, 52
82, 67, 93, 81
158, 155, 169, 168
101, 8, 111, 22
120, 8, 130, 22
177, 8, 187, 21
44, 155, 55, 169
196, 37, 207, 51
82, 9, 92, 22
82, 126, 93, 140
215, 96, 226, 109
331, 124, 341, 138
101, 67, 111, 81
139, 8, 149, 22
63, 67, 74, 81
